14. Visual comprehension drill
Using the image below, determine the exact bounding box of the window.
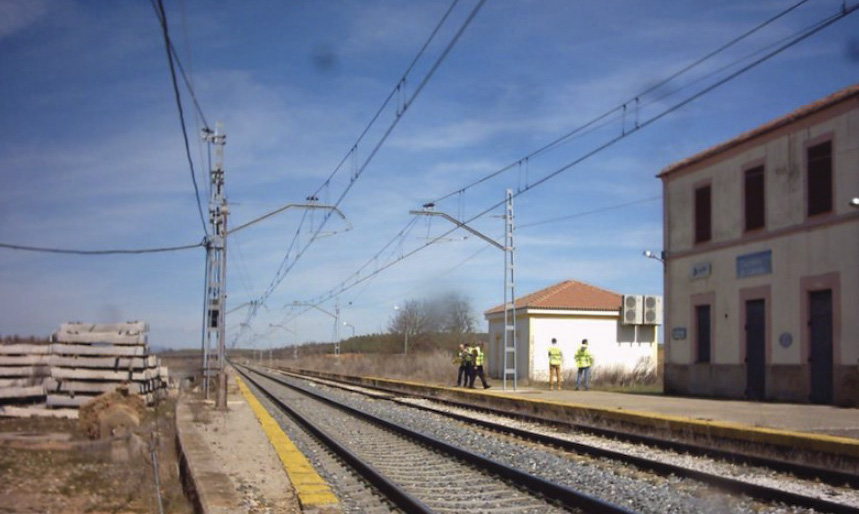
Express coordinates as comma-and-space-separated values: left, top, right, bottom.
694, 184, 712, 244
695, 304, 711, 363
744, 165, 765, 231
807, 141, 832, 216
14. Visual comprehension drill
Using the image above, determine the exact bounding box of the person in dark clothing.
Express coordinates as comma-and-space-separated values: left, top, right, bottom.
462, 342, 474, 387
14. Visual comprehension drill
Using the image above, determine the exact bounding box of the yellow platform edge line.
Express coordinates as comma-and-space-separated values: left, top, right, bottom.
344, 373, 859, 459
235, 376, 340, 508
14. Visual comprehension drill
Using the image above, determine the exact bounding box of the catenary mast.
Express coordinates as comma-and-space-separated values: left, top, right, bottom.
201, 122, 228, 409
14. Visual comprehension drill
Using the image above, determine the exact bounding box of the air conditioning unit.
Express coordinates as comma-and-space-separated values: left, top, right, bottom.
621, 295, 643, 325
643, 295, 663, 325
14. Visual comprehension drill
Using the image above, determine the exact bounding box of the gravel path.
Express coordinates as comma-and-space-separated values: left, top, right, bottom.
192, 370, 301, 514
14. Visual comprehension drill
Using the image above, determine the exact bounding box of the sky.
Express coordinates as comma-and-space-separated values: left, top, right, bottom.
0, 0, 857, 351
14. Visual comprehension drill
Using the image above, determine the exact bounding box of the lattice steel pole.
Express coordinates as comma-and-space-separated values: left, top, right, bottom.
201, 122, 228, 409
409, 190, 517, 390
502, 189, 517, 390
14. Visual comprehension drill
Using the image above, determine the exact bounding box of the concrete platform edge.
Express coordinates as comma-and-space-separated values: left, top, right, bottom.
175, 397, 245, 514
234, 376, 341, 513
293, 368, 859, 460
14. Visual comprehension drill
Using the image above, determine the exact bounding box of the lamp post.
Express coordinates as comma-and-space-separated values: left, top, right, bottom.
393, 305, 409, 355
342, 322, 355, 337
643, 249, 665, 263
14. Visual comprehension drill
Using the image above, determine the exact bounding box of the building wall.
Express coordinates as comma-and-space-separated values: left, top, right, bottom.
486, 309, 658, 382
663, 97, 859, 405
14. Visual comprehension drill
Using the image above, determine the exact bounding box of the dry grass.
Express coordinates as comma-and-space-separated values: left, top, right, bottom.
285, 349, 461, 387
277, 350, 661, 392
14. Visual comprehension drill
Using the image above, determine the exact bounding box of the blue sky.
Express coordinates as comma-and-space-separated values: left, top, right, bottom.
1, 0, 856, 351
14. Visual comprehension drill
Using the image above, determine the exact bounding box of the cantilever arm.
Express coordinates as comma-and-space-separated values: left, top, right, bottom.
228, 203, 350, 235
409, 210, 507, 251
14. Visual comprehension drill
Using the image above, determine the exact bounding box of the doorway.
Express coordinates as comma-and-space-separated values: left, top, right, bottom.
745, 299, 766, 401
808, 289, 833, 404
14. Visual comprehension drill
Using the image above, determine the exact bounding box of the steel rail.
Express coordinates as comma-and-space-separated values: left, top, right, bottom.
239, 364, 641, 514
391, 398, 859, 514
283, 367, 858, 489
277, 367, 859, 514
234, 366, 433, 514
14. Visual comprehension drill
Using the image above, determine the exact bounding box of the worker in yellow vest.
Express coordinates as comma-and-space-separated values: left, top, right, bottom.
548, 338, 563, 390
461, 342, 474, 387
575, 339, 595, 391
454, 343, 469, 387
469, 342, 490, 389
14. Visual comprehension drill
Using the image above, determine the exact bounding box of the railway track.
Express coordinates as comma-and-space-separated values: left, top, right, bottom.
289, 368, 859, 479
236, 364, 636, 514
235, 362, 859, 513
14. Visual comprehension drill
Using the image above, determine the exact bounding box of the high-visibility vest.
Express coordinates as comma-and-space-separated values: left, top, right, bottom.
548, 346, 562, 366
462, 348, 473, 363
575, 346, 593, 368
474, 346, 485, 366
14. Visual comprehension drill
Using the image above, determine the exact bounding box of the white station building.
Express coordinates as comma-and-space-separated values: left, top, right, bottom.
484, 280, 659, 383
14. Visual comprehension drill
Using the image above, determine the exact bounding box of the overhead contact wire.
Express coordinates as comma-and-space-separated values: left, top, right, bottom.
245, 0, 487, 327
288, 3, 857, 314
427, 0, 813, 206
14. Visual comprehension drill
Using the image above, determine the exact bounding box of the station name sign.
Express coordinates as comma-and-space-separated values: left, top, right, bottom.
736, 249, 772, 279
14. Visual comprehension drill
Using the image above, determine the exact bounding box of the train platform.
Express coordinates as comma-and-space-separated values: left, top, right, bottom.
482, 385, 859, 440
290, 368, 859, 462
175, 367, 340, 514
176, 367, 859, 513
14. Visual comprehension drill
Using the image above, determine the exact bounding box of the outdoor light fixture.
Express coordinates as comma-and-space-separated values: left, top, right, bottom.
643, 250, 665, 263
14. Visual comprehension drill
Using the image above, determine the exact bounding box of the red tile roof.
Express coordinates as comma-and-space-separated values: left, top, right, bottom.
659, 83, 859, 178
485, 280, 622, 315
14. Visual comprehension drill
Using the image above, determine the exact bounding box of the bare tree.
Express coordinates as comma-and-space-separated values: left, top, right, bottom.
440, 292, 476, 334
389, 299, 426, 336
389, 292, 476, 338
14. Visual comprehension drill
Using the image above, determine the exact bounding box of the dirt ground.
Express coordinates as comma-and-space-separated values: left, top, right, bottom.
0, 400, 193, 514
0, 351, 306, 514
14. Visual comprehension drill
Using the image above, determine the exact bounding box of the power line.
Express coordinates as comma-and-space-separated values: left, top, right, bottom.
518, 196, 661, 229
242, 0, 487, 330
308, 0, 463, 200
0, 241, 204, 255
281, 2, 857, 320
152, 0, 209, 237
426, 0, 815, 206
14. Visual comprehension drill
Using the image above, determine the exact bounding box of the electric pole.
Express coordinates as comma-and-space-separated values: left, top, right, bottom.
502, 189, 517, 390
409, 189, 517, 389
288, 301, 341, 356
201, 122, 229, 409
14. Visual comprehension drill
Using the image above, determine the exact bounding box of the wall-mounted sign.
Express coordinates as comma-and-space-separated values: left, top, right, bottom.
736, 249, 772, 278
779, 332, 793, 348
671, 327, 687, 340
690, 261, 711, 280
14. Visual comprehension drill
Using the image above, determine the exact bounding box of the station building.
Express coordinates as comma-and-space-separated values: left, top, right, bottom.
659, 84, 859, 406
484, 280, 659, 383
